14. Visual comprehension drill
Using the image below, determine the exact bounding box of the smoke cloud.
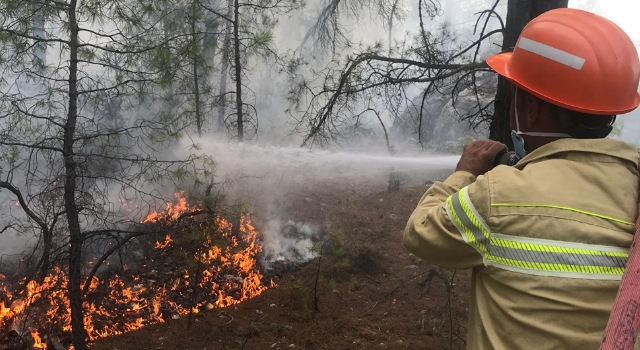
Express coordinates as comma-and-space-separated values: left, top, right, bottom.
260, 219, 320, 265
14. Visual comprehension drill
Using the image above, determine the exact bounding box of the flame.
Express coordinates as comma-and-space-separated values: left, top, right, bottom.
143, 191, 189, 223
155, 235, 173, 249
0, 192, 273, 349
32, 330, 45, 349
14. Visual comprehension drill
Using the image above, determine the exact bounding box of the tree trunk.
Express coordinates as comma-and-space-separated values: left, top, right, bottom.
233, 0, 243, 142
31, 2, 46, 73
191, 0, 202, 136
203, 0, 219, 61
489, 0, 569, 145
387, 0, 399, 54
38, 229, 51, 282
203, 0, 219, 122
217, 0, 233, 133
65, 1, 87, 349
162, 10, 177, 124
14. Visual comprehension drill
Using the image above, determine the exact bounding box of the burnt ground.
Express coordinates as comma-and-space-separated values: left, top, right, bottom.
91, 170, 472, 350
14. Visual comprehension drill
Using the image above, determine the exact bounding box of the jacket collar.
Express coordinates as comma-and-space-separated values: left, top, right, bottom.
515, 138, 639, 169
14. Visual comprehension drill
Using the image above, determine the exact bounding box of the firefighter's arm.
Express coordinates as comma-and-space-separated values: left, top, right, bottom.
403, 171, 486, 269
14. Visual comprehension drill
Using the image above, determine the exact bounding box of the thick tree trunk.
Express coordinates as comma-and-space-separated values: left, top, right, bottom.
65, 1, 87, 349
233, 0, 243, 142
489, 0, 569, 145
217, 0, 233, 132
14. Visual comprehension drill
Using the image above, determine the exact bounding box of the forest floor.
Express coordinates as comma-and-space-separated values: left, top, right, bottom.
91, 168, 471, 350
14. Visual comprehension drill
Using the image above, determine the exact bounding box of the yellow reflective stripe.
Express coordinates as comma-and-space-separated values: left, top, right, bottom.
488, 255, 624, 275
491, 203, 634, 226
491, 237, 628, 257
488, 237, 627, 272
491, 232, 628, 254
444, 187, 628, 279
446, 195, 489, 256
458, 188, 490, 240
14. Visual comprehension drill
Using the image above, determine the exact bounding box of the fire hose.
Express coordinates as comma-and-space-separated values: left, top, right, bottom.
599, 160, 640, 350
494, 152, 640, 349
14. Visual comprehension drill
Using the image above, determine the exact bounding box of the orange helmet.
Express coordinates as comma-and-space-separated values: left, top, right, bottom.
487, 8, 640, 115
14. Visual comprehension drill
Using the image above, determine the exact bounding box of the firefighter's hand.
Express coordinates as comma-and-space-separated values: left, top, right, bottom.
455, 140, 508, 177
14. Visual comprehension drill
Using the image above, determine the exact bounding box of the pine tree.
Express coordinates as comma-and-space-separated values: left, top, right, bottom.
0, 0, 214, 348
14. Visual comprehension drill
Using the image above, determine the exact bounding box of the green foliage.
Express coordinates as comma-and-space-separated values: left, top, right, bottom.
319, 234, 352, 282
169, 218, 232, 270
249, 30, 273, 51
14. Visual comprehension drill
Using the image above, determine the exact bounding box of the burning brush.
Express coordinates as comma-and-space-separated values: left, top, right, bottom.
0, 192, 274, 350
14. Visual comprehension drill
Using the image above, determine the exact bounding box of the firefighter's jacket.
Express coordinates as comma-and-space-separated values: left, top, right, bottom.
403, 138, 640, 350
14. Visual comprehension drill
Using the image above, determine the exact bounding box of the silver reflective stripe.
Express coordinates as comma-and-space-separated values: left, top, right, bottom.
490, 262, 625, 280
517, 37, 586, 70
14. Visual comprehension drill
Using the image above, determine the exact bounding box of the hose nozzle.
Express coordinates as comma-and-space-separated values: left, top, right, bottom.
493, 151, 520, 167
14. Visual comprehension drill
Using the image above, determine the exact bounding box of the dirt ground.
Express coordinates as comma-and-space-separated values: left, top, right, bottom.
91, 170, 472, 350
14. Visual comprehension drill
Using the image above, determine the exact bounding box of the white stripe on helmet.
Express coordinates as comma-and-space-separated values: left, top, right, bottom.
517, 37, 586, 70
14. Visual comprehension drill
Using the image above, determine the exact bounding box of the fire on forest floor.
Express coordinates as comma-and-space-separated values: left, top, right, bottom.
91, 173, 472, 350
0, 192, 276, 350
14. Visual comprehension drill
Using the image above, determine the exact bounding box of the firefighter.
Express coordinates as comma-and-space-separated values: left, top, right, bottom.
403, 8, 640, 350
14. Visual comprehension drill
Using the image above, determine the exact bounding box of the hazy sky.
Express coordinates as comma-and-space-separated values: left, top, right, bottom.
570, 0, 640, 144
570, 0, 640, 43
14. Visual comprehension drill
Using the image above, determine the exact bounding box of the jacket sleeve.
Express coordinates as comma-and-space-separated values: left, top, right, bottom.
403, 170, 490, 269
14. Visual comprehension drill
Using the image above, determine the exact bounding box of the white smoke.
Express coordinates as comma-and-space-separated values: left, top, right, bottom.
260, 219, 320, 265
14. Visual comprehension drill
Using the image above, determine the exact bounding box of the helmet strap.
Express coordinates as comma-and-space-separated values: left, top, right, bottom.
513, 87, 572, 139
512, 87, 528, 158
